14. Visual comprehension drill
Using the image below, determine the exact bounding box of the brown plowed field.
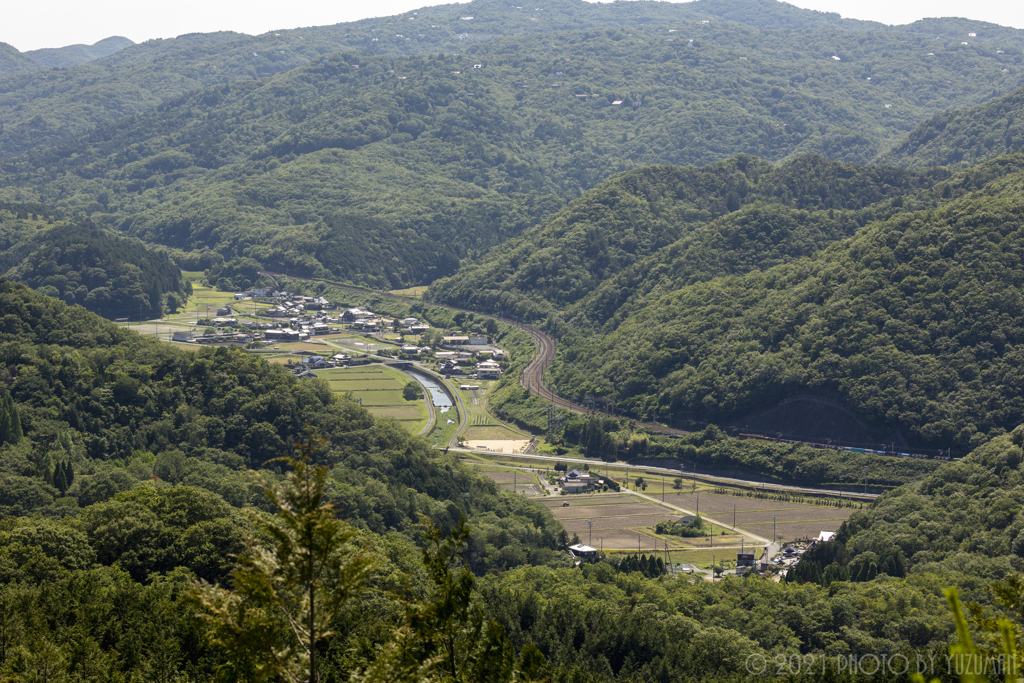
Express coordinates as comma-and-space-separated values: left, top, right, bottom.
659, 491, 854, 540
661, 491, 821, 514
554, 503, 666, 520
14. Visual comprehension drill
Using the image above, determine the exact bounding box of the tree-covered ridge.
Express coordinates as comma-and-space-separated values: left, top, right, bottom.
6, 0, 1017, 159
0, 42, 42, 77
880, 85, 1024, 169
427, 154, 953, 325
548, 156, 1024, 451
790, 426, 1024, 588
23, 36, 134, 68
0, 10, 1019, 287
0, 219, 190, 319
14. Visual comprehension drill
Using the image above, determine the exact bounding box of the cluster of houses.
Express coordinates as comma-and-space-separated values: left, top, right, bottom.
434, 335, 506, 379
175, 294, 511, 379
264, 295, 334, 319
342, 309, 431, 335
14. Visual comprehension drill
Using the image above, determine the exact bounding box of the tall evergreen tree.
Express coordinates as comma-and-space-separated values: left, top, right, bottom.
53, 461, 68, 494
0, 393, 22, 446
63, 460, 74, 490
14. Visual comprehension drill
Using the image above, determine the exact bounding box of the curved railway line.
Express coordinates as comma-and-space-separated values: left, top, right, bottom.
501, 318, 690, 437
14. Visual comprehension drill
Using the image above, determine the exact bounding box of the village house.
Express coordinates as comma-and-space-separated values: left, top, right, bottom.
341, 307, 375, 323
558, 469, 603, 493
439, 360, 463, 375
476, 359, 502, 379
568, 544, 599, 563
265, 328, 306, 342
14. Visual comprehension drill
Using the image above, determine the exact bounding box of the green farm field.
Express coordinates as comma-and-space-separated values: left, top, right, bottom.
317, 365, 429, 433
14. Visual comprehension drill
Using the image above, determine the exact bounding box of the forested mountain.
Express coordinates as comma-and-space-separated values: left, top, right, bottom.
0, 201, 189, 318
880, 84, 1024, 168
23, 36, 134, 68
0, 42, 42, 77
427, 154, 954, 324
790, 426, 1024, 587
8, 0, 1013, 159
0, 1, 1021, 289
541, 154, 1024, 452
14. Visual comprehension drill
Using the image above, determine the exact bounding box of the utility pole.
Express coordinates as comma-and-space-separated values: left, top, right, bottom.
863, 466, 868, 495
513, 470, 516, 494
587, 519, 593, 546
773, 514, 776, 544
733, 504, 736, 528
696, 491, 699, 516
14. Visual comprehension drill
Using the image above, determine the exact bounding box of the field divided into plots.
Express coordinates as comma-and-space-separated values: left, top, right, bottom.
660, 491, 854, 543
464, 464, 544, 496
536, 494, 758, 553
317, 366, 428, 433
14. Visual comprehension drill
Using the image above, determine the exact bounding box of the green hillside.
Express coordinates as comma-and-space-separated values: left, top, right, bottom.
544, 155, 1024, 451
24, 36, 134, 68
0, 219, 190, 319
0, 279, 560, 564
0, 42, 42, 77
790, 426, 1024, 586
880, 85, 1024, 168
426, 154, 953, 324
0, 276, 1010, 683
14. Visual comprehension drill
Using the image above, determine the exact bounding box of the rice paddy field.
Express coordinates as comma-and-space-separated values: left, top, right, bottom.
536, 494, 760, 553
464, 463, 544, 496
658, 490, 855, 543
317, 366, 429, 433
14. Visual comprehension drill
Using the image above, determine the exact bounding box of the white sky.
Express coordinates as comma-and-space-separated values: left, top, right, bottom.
3, 0, 1023, 52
